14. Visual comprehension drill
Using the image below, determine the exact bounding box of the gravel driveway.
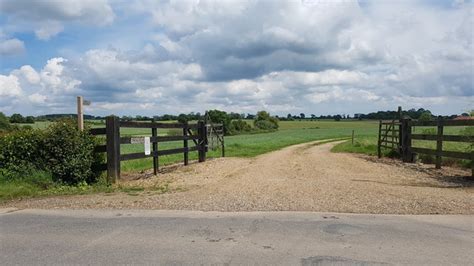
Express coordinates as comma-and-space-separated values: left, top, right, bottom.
3, 140, 473, 214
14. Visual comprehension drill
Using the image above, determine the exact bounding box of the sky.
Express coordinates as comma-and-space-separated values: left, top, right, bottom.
0, 0, 472, 117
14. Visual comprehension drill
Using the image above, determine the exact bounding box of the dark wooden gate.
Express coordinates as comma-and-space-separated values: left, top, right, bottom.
90, 116, 223, 182
377, 120, 401, 158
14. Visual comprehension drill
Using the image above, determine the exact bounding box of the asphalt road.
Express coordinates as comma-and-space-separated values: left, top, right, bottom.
1, 209, 473, 265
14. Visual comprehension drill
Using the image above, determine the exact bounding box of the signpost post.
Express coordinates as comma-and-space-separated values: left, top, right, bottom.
77, 96, 91, 131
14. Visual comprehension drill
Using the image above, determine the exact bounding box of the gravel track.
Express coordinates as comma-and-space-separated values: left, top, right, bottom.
2, 140, 473, 214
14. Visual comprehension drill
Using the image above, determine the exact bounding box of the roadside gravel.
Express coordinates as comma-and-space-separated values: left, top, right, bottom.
2, 140, 472, 214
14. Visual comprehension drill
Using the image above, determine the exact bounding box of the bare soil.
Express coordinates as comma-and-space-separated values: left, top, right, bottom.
3, 141, 473, 214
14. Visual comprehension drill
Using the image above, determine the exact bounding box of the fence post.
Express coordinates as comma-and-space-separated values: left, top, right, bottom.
351, 130, 354, 145
221, 131, 225, 157
401, 118, 413, 163
106, 116, 120, 182
183, 122, 189, 166
377, 120, 382, 158
198, 121, 207, 162
152, 127, 158, 174
436, 116, 443, 169
398, 106, 403, 154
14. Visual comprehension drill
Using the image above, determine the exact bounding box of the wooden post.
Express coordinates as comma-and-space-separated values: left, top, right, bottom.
198, 121, 206, 162
401, 118, 413, 163
436, 116, 443, 169
77, 96, 84, 131
398, 106, 403, 154
377, 120, 382, 158
351, 130, 354, 145
221, 130, 225, 157
152, 127, 158, 174
183, 122, 189, 166
106, 116, 120, 182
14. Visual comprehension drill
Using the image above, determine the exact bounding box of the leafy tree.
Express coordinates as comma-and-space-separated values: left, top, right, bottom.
419, 111, 432, 121
300, 113, 305, 119
177, 114, 188, 124
9, 113, 25, 123
206, 109, 231, 134
25, 116, 35, 124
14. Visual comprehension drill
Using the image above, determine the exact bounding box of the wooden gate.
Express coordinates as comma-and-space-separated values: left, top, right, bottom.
377, 120, 401, 158
206, 123, 225, 157
90, 116, 225, 182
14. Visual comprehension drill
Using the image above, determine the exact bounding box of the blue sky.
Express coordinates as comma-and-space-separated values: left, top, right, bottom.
0, 0, 472, 116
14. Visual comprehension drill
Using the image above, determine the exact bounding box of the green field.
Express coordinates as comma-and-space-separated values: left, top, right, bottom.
15, 119, 472, 172
115, 120, 378, 172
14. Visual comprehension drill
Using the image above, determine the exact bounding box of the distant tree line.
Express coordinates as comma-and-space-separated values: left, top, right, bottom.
4, 108, 472, 127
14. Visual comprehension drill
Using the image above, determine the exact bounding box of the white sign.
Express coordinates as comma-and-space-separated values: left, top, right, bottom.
131, 137, 145, 144
144, 137, 151, 155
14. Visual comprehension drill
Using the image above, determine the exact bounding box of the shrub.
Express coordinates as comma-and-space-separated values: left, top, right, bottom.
0, 112, 11, 132
228, 119, 252, 135
255, 120, 278, 130
42, 119, 100, 184
0, 129, 45, 180
254, 111, 279, 130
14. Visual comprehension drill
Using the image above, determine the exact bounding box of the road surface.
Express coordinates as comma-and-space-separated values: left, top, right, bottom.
1, 209, 473, 265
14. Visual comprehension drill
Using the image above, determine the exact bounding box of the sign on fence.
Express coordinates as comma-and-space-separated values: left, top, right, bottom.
144, 137, 151, 155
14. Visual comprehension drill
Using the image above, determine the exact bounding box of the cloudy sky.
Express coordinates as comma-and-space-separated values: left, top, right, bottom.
0, 0, 472, 116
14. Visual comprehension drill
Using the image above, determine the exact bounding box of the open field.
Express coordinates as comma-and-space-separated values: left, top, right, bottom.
13, 119, 472, 171
3, 141, 472, 214
119, 120, 379, 171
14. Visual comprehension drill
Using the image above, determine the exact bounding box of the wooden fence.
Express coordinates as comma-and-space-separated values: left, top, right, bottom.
378, 117, 473, 175
90, 116, 218, 182
406, 118, 473, 169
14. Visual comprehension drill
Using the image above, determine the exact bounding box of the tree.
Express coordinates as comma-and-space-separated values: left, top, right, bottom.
207, 109, 231, 134
254, 111, 279, 130
9, 113, 25, 123
0, 112, 11, 131
25, 116, 35, 124
419, 111, 432, 121
177, 114, 188, 124
300, 113, 305, 119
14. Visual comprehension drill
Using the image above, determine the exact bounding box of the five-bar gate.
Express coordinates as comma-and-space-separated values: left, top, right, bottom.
90, 116, 216, 182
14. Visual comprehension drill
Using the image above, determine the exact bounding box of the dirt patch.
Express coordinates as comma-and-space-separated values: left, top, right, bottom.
2, 140, 473, 214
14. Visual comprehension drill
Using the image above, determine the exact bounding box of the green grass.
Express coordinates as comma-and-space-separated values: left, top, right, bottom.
120, 120, 379, 172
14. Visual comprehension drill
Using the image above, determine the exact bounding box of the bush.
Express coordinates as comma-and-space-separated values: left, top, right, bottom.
228, 119, 252, 135
0, 119, 103, 185
254, 111, 279, 130
0, 129, 45, 180
0, 112, 11, 132
42, 119, 99, 184
255, 120, 278, 130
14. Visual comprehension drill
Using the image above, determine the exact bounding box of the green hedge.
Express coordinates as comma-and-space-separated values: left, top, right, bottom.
0, 119, 103, 184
